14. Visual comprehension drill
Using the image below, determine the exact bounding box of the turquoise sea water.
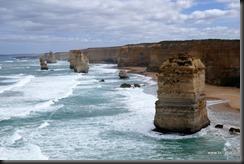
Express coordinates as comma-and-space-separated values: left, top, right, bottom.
0, 55, 241, 160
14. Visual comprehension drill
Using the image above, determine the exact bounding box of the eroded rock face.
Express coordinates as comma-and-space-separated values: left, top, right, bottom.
39, 57, 48, 70
69, 50, 89, 73
154, 53, 210, 134
119, 70, 129, 78
45, 51, 57, 63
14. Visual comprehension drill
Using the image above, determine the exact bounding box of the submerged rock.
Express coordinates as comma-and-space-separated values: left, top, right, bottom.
119, 83, 142, 88
133, 83, 141, 88
154, 53, 210, 134
120, 83, 132, 88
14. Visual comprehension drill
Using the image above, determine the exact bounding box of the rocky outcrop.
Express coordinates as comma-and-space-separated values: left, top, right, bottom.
117, 39, 240, 86
120, 83, 141, 88
39, 57, 48, 70
154, 53, 210, 134
120, 83, 132, 88
82, 46, 120, 63
68, 50, 89, 73
44, 51, 57, 63
215, 124, 223, 128
229, 127, 240, 133
99, 79, 105, 82
119, 70, 129, 78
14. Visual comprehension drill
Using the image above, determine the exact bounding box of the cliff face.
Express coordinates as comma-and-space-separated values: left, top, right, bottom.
117, 40, 240, 85
81, 47, 120, 63
54, 52, 69, 60
117, 44, 151, 67
154, 53, 210, 134
56, 39, 239, 86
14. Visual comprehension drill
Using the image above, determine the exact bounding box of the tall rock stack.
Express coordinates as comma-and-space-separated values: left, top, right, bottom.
39, 57, 48, 70
154, 53, 210, 134
45, 51, 57, 63
68, 50, 89, 73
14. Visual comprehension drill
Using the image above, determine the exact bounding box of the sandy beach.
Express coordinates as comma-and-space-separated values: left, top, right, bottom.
119, 66, 240, 112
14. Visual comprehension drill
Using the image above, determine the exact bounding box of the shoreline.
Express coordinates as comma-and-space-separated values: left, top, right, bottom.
119, 66, 240, 112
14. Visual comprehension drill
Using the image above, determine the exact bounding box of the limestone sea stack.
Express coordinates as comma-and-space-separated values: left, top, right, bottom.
45, 51, 57, 63
154, 53, 210, 134
68, 50, 89, 73
39, 57, 48, 70
119, 70, 129, 78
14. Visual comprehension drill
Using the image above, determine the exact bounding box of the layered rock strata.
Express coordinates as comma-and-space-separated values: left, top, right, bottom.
39, 58, 48, 70
154, 53, 210, 134
117, 39, 240, 86
68, 50, 89, 73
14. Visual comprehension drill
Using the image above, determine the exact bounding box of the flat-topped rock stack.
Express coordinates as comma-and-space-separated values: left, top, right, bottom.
154, 53, 210, 134
68, 50, 89, 73
39, 57, 48, 70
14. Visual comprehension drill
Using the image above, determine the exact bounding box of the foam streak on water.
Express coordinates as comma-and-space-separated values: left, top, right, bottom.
0, 75, 35, 94
0, 58, 240, 160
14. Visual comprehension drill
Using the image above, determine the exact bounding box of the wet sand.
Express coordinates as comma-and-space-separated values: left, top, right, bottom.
119, 66, 240, 112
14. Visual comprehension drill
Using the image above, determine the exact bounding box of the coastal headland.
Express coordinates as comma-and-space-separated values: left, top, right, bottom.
44, 39, 240, 113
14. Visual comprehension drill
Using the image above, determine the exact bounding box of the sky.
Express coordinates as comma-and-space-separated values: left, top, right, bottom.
0, 0, 240, 54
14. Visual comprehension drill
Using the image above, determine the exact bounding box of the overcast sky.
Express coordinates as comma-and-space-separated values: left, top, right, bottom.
0, 0, 240, 54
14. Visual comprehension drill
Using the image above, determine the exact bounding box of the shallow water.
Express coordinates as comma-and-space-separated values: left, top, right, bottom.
0, 55, 240, 160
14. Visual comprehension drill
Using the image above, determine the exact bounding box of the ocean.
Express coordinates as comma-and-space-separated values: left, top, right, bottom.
0, 54, 240, 160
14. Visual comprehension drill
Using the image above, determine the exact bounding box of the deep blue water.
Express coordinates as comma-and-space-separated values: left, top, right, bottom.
0, 55, 240, 160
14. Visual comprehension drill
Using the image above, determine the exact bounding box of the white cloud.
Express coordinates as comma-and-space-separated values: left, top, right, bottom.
227, 2, 240, 9
189, 9, 228, 19
0, 0, 240, 53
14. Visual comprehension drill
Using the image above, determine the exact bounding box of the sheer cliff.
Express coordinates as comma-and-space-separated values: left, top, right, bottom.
117, 39, 240, 86
52, 39, 239, 86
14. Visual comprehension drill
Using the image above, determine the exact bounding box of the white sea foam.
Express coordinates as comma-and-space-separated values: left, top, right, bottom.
21, 74, 81, 102
0, 129, 23, 146
0, 63, 240, 160
207, 100, 230, 106
132, 74, 157, 85
10, 129, 23, 144
0, 75, 35, 94
104, 85, 213, 140
0, 143, 49, 160
0, 73, 79, 120
0, 102, 64, 121
53, 68, 66, 71
16, 59, 28, 62
38, 121, 50, 128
